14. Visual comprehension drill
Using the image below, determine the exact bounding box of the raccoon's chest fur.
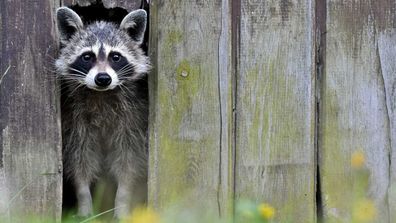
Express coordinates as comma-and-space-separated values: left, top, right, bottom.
62, 85, 148, 154
81, 92, 125, 128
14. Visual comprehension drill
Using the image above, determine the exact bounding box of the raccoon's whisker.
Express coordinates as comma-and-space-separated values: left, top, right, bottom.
61, 83, 81, 91
118, 68, 135, 74
55, 83, 77, 94
58, 84, 79, 96
58, 84, 76, 93
60, 77, 84, 83
43, 66, 58, 73
118, 83, 131, 96
67, 74, 86, 78
60, 80, 82, 85
117, 70, 135, 78
117, 70, 135, 77
117, 64, 135, 73
61, 84, 83, 106
119, 83, 137, 100
118, 75, 133, 80
117, 72, 137, 79
118, 86, 139, 110
45, 53, 58, 62
118, 74, 146, 82
67, 83, 84, 96
69, 67, 88, 76
54, 73, 84, 80
117, 75, 134, 81
60, 77, 85, 86
69, 67, 88, 74
117, 65, 137, 73
117, 65, 131, 73
118, 65, 135, 72
61, 74, 84, 78
127, 74, 145, 81
117, 72, 135, 78
119, 85, 134, 97
60, 79, 79, 83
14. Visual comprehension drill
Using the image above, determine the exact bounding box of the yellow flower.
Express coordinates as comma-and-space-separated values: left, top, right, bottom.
353, 199, 377, 222
122, 207, 161, 223
351, 151, 365, 168
258, 203, 275, 220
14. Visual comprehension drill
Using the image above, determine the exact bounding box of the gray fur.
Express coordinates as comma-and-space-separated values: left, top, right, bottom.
55, 7, 149, 218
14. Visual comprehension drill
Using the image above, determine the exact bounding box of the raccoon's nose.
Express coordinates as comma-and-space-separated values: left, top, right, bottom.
95, 73, 112, 87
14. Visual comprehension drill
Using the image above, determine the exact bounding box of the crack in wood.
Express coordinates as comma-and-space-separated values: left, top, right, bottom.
0, 65, 10, 86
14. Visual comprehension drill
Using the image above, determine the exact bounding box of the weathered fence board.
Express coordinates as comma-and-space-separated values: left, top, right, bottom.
320, 0, 395, 222
148, 0, 233, 216
234, 0, 316, 222
0, 0, 62, 221
378, 30, 396, 222
1, 0, 396, 222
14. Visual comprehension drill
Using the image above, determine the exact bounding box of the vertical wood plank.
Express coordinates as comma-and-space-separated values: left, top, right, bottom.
320, 1, 395, 222
0, 0, 62, 221
235, 0, 316, 222
377, 30, 396, 222
148, 0, 233, 216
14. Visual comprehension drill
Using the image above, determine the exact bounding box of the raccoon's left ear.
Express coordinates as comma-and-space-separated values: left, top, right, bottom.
56, 7, 83, 43
120, 9, 147, 44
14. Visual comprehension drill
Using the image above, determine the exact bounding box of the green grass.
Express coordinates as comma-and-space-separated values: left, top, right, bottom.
0, 151, 378, 223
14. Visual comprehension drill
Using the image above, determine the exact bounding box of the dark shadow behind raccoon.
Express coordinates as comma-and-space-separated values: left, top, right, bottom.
55, 7, 150, 218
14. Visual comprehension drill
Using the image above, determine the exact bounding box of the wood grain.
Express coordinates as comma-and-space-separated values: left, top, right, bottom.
320, 0, 395, 222
148, 0, 234, 217
0, 0, 62, 221
235, 0, 316, 222
378, 30, 396, 222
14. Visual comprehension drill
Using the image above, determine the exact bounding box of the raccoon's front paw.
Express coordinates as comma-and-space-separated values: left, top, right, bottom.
77, 201, 93, 218
76, 184, 94, 218
114, 205, 130, 220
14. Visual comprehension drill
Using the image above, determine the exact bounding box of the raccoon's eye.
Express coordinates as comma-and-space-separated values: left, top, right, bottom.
81, 52, 94, 62
110, 53, 122, 62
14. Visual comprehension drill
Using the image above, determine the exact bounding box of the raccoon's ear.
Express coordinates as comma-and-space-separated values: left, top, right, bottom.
120, 9, 147, 44
56, 7, 83, 43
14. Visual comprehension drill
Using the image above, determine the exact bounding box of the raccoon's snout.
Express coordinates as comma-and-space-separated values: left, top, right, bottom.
95, 73, 112, 87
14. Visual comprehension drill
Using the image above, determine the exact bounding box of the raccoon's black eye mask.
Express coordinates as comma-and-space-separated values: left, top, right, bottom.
81, 52, 96, 63
110, 52, 121, 62
109, 52, 130, 73
68, 52, 96, 75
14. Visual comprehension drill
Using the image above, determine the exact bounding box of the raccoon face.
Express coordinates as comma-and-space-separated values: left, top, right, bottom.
55, 7, 149, 91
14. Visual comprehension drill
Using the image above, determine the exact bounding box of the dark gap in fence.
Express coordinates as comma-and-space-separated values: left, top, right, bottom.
141, 0, 150, 54
315, 0, 327, 221
231, 0, 241, 218
316, 162, 323, 222
69, 3, 128, 25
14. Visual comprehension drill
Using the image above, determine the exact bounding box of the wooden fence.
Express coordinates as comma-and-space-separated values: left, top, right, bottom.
0, 0, 395, 222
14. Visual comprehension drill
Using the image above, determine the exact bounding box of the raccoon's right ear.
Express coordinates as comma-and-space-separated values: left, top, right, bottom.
56, 7, 83, 43
120, 9, 147, 44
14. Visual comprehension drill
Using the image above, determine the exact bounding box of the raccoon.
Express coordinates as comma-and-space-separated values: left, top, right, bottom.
55, 7, 150, 218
